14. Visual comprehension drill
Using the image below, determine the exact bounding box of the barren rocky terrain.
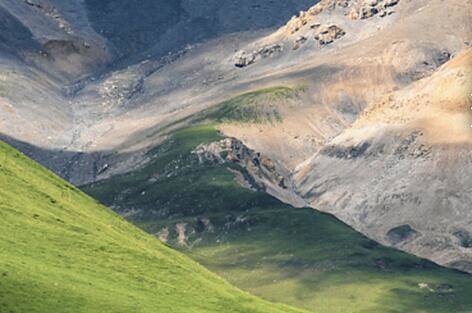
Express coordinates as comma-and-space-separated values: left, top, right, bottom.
0, 0, 471, 278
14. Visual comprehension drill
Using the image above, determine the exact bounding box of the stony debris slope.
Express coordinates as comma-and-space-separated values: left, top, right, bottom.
218, 0, 472, 273
295, 48, 472, 273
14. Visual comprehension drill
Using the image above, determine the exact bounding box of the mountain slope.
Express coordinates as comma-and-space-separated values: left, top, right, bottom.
0, 0, 471, 288
295, 48, 472, 273
0, 139, 305, 313
83, 122, 472, 313
0, 0, 314, 174
84, 0, 314, 62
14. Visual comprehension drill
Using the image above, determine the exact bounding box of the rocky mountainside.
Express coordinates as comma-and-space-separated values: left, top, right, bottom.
0, 0, 314, 178
0, 0, 471, 278
295, 48, 472, 272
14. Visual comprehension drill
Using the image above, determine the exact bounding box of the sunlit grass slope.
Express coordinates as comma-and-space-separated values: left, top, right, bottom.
0, 140, 306, 313
85, 123, 472, 313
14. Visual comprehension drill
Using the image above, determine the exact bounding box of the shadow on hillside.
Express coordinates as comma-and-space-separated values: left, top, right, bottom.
84, 0, 317, 67
0, 133, 130, 186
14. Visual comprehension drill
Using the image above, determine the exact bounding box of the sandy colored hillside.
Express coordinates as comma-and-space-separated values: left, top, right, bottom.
295, 48, 472, 272
353, 48, 472, 145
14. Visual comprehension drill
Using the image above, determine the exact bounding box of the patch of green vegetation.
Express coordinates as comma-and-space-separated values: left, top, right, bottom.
153, 87, 299, 137
195, 86, 296, 124
0, 140, 306, 313
188, 208, 472, 313
84, 125, 472, 313
86, 124, 277, 221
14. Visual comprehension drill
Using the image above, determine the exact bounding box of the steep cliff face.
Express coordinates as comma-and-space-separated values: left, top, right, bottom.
193, 136, 306, 207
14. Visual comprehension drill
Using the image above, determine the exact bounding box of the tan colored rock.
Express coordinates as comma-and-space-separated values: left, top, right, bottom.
314, 25, 346, 45
292, 36, 308, 50
347, 7, 360, 20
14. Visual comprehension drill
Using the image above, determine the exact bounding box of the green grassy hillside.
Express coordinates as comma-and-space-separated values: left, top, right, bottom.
84, 124, 472, 313
0, 140, 306, 313
193, 87, 296, 124
154, 87, 300, 138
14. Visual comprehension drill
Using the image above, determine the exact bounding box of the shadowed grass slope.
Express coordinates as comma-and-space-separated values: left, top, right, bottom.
0, 140, 306, 313
84, 124, 472, 313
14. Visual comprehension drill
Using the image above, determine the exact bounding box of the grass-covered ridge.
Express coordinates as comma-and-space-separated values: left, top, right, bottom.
84, 125, 472, 313
156, 86, 300, 136
195, 87, 296, 124
0, 140, 306, 313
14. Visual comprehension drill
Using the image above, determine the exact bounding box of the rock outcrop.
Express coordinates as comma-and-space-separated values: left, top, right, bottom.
235, 0, 402, 66
284, 0, 400, 36
193, 137, 287, 192
234, 44, 283, 67
351, 0, 400, 19
314, 24, 346, 45
24, 0, 74, 34
292, 35, 308, 50
193, 137, 305, 207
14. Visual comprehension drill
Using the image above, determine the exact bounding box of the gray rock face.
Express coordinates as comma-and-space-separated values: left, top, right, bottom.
0, 6, 39, 55
193, 138, 305, 207
1, 0, 315, 70
193, 138, 287, 191
0, 0, 314, 179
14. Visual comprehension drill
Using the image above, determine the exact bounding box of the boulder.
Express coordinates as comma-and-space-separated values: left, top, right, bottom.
233, 44, 282, 68
234, 50, 256, 68
386, 225, 419, 245
287, 11, 310, 34
360, 6, 379, 19
314, 25, 346, 45
293, 36, 308, 50
347, 7, 360, 20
